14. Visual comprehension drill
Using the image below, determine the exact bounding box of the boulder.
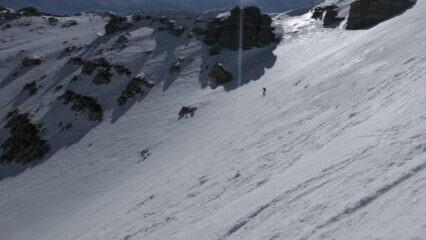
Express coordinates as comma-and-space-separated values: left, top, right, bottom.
346, 0, 414, 30
204, 7, 277, 50
209, 63, 233, 83
22, 57, 41, 67
178, 106, 198, 119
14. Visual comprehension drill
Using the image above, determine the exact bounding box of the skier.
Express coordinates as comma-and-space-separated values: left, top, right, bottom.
262, 87, 267, 96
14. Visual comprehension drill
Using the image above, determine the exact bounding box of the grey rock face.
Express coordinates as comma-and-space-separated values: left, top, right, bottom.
204, 7, 277, 50
105, 14, 134, 35
209, 63, 233, 84
346, 0, 414, 30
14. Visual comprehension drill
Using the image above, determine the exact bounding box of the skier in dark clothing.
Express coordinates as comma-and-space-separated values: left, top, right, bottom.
262, 87, 267, 96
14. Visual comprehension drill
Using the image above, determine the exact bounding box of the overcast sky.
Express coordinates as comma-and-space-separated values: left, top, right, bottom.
0, 0, 317, 14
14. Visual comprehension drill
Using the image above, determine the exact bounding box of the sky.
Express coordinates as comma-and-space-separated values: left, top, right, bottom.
0, 0, 317, 14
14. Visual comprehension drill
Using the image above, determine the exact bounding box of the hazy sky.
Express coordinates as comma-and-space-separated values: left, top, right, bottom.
0, 0, 316, 14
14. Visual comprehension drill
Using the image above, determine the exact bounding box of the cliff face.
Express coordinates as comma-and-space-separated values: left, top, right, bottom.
346, 0, 414, 30
204, 7, 277, 50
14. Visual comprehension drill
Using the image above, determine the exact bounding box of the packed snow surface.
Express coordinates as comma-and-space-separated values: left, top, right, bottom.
1, 1, 426, 240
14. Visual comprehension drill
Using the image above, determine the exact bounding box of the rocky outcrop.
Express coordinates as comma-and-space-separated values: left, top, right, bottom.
209, 63, 233, 83
117, 77, 155, 106
311, 5, 344, 27
105, 14, 134, 35
22, 57, 41, 67
157, 17, 186, 37
93, 70, 113, 85
204, 7, 277, 50
58, 90, 103, 122
346, 0, 414, 30
0, 110, 50, 164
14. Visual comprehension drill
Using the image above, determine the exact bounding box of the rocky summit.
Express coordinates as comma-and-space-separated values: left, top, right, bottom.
204, 7, 277, 50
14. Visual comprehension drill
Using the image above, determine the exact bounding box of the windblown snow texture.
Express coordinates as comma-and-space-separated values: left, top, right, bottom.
0, 0, 426, 240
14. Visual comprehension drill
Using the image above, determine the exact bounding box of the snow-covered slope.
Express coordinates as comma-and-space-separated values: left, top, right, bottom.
1, 1, 426, 240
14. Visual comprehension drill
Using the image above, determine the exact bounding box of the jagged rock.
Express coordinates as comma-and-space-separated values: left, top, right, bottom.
312, 5, 344, 27
209, 63, 233, 83
22, 81, 38, 96
117, 77, 154, 106
178, 106, 198, 119
105, 14, 134, 35
0, 110, 50, 164
347, 0, 414, 30
204, 7, 277, 50
93, 70, 113, 85
58, 90, 103, 122
22, 57, 41, 67
0, 5, 7, 11
209, 46, 222, 56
